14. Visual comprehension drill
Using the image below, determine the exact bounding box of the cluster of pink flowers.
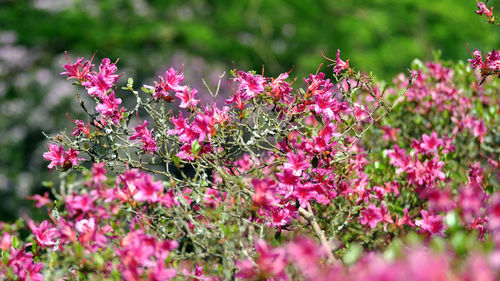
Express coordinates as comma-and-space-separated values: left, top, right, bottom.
468, 47, 500, 78
167, 105, 229, 160
130, 116, 158, 154
9, 37, 500, 280
42, 143, 83, 170
115, 168, 177, 206
61, 54, 125, 125
117, 228, 178, 281
148, 66, 186, 102
475, 1, 495, 22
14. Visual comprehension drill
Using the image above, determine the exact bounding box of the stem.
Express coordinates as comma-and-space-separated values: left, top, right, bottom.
299, 203, 338, 264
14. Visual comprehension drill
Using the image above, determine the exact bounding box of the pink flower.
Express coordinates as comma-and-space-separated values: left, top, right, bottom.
395, 208, 415, 228
149, 260, 177, 281
130, 118, 157, 154
468, 46, 500, 77
283, 151, 310, 176
415, 210, 446, 237
488, 193, 500, 231
381, 126, 400, 142
26, 192, 51, 208
91, 162, 107, 186
82, 58, 120, 98
43, 143, 65, 170
358, 204, 383, 229
7, 246, 44, 281
75, 217, 97, 234
0, 232, 11, 251
95, 91, 126, 124
27, 219, 58, 248
287, 237, 327, 278
175, 87, 200, 109
43, 144, 83, 170
252, 178, 279, 208
472, 119, 487, 143
236, 240, 288, 281
65, 193, 95, 217
233, 71, 265, 100
64, 147, 83, 167
333, 49, 350, 75
322, 49, 350, 76
475, 1, 494, 18
149, 66, 186, 101
420, 132, 442, 154
310, 89, 349, 121
60, 51, 94, 81
132, 173, 164, 203
67, 114, 91, 137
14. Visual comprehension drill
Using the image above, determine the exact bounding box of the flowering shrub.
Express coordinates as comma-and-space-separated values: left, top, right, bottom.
1, 5, 500, 280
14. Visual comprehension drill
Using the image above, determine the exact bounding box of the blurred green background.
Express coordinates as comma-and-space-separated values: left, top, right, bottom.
0, 0, 498, 221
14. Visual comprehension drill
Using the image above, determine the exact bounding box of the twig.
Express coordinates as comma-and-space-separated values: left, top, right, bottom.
299, 203, 338, 265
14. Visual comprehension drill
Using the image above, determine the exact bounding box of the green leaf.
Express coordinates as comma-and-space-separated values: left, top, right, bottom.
32, 240, 38, 254
74, 242, 84, 257
172, 154, 181, 166
94, 253, 104, 267
343, 243, 362, 265
11, 236, 19, 249
191, 140, 202, 155
445, 211, 459, 229
411, 58, 424, 70
127, 77, 134, 87
42, 181, 53, 188
2, 250, 10, 264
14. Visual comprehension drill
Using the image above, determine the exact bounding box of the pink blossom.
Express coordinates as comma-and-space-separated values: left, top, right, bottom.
252, 178, 279, 208
475, 1, 494, 18
149, 260, 177, 281
175, 87, 200, 109
60, 51, 94, 81
415, 210, 446, 237
82, 58, 120, 98
488, 193, 500, 231
468, 49, 484, 69
322, 49, 350, 76
283, 151, 310, 176
382, 126, 400, 142
395, 208, 415, 228
27, 219, 58, 248
233, 71, 265, 100
43, 144, 83, 170
7, 246, 44, 281
26, 192, 51, 208
0, 232, 11, 251
75, 217, 97, 234
130, 118, 158, 154
358, 204, 383, 229
65, 193, 95, 217
287, 237, 327, 278
132, 173, 164, 203
236, 240, 288, 281
91, 162, 107, 186
472, 119, 487, 143
64, 147, 83, 167
43, 143, 65, 170
419, 132, 443, 154
293, 183, 317, 208
459, 182, 485, 223
149, 66, 186, 101
268, 72, 293, 103
95, 91, 126, 124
